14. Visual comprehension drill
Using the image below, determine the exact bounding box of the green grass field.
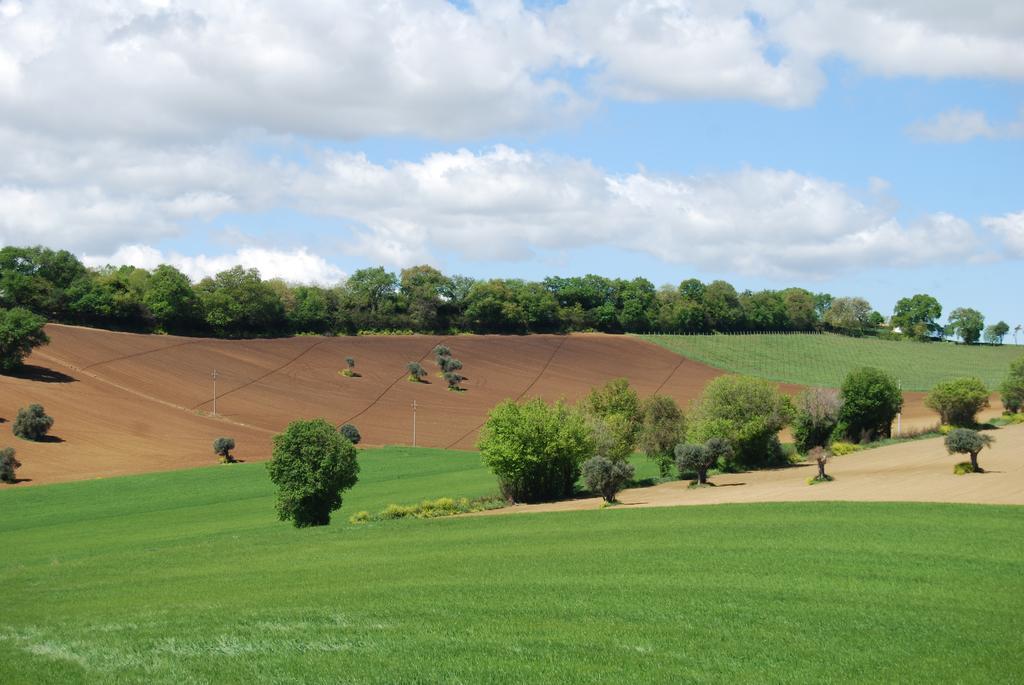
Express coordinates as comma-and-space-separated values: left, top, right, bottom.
640, 333, 1024, 391
2, 447, 1022, 683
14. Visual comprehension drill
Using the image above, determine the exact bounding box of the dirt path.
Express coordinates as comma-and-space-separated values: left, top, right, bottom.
479, 423, 1024, 515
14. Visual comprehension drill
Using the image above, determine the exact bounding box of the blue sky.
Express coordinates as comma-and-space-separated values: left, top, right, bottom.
1, 1, 1022, 330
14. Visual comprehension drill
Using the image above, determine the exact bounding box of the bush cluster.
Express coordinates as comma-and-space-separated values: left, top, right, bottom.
349, 495, 506, 524
837, 367, 902, 442
925, 377, 989, 426
0, 447, 20, 483
13, 404, 53, 441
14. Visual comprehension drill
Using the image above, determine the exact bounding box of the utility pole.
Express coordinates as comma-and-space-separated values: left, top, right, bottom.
212, 369, 219, 416
412, 400, 417, 447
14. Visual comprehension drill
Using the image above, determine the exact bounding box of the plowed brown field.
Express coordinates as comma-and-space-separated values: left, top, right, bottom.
0, 324, 1002, 485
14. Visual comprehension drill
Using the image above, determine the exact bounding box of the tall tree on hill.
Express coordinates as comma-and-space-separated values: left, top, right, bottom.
946, 308, 985, 344
0, 246, 87, 319
892, 294, 942, 340
0, 307, 49, 372
702, 280, 745, 331
144, 264, 204, 333
617, 277, 656, 332
984, 321, 1009, 345
740, 290, 788, 331
400, 265, 453, 332
342, 267, 399, 330
782, 288, 818, 331
195, 266, 286, 337
823, 296, 873, 334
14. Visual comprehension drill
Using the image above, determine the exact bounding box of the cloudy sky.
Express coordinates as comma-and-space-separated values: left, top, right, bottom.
2, 1, 1022, 328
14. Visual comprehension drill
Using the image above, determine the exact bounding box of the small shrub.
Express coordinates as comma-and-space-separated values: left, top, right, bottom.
13, 404, 53, 441
0, 447, 20, 483
433, 345, 450, 362
838, 367, 903, 442
925, 377, 989, 426
830, 441, 859, 456
582, 455, 635, 503
348, 510, 372, 524
952, 462, 977, 476
340, 356, 359, 377
406, 361, 427, 382
439, 357, 463, 374
380, 503, 417, 520
807, 474, 835, 485
938, 424, 954, 435
944, 428, 993, 473
213, 437, 236, 463
444, 372, 465, 391
339, 423, 361, 445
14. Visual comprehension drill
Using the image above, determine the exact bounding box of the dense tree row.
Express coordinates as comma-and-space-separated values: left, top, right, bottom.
0, 245, 1011, 341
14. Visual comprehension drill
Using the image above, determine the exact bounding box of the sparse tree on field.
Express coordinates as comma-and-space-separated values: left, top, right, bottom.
582, 455, 635, 503
213, 437, 236, 463
439, 357, 462, 374
638, 395, 685, 477
808, 446, 832, 482
984, 321, 1009, 345
339, 423, 361, 445
340, 356, 359, 378
946, 307, 985, 345
0, 447, 20, 483
13, 404, 53, 441
444, 371, 465, 391
406, 361, 427, 382
267, 418, 360, 527
944, 428, 994, 474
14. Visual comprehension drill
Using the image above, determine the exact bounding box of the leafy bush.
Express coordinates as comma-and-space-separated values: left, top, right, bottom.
582, 455, 635, 502
0, 447, 20, 483
352, 496, 505, 523
266, 418, 360, 527
638, 395, 685, 478
213, 437, 236, 463
477, 398, 594, 503
830, 441, 859, 456
348, 510, 372, 524
837, 367, 903, 442
675, 437, 732, 485
406, 361, 427, 382
999, 356, 1024, 414
0, 307, 50, 373
13, 404, 53, 441
944, 428, 993, 473
924, 377, 989, 426
952, 462, 976, 476
688, 375, 793, 468
338, 423, 361, 445
792, 388, 841, 454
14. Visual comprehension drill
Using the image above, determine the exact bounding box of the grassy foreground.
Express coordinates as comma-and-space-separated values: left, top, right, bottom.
2, 448, 1022, 684
641, 332, 1023, 391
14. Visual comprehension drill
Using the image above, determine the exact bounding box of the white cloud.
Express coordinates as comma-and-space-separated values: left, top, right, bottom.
289, 146, 978, 278
0, 1, 1021, 145
908, 107, 1024, 142
82, 245, 346, 285
983, 211, 1024, 257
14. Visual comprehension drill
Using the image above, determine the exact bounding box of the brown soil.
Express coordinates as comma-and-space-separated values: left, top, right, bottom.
0, 325, 1004, 486
478, 422, 1024, 515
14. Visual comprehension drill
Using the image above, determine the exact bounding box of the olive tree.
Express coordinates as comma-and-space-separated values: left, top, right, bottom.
675, 437, 732, 485
837, 367, 903, 442
339, 423, 361, 445
213, 437, 236, 463
267, 418, 360, 527
0, 447, 20, 483
444, 371, 465, 391
477, 398, 594, 503
0, 307, 49, 373
638, 395, 685, 477
406, 361, 427, 382
582, 456, 635, 503
807, 446, 832, 482
999, 356, 1024, 414
13, 404, 53, 441
944, 428, 994, 473
925, 377, 989, 426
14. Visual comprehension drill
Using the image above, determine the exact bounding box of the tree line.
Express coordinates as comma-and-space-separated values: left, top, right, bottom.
0, 245, 1012, 341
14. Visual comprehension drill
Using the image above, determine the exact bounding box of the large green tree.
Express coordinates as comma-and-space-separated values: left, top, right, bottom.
823, 296, 873, 334
892, 294, 942, 340
143, 264, 203, 333
0, 307, 49, 372
1000, 356, 1024, 414
267, 418, 360, 527
837, 367, 903, 442
196, 266, 285, 336
946, 307, 985, 344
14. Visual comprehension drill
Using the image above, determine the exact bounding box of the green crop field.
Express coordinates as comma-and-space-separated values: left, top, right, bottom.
2, 447, 1022, 683
640, 333, 1024, 391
